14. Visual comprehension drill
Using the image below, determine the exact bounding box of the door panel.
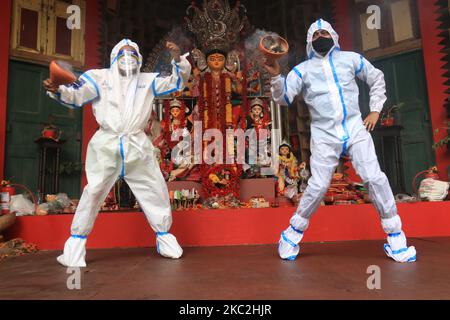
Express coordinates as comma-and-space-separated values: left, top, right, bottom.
359, 50, 435, 194
5, 60, 82, 198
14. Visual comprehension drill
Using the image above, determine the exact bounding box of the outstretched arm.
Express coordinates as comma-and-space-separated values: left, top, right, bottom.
270, 67, 304, 106
45, 70, 100, 109
152, 42, 192, 97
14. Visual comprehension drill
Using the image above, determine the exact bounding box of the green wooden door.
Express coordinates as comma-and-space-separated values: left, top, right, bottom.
359, 50, 435, 195
5, 60, 83, 199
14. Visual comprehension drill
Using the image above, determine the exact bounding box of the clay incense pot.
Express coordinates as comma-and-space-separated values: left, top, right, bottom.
49, 60, 77, 86
259, 35, 289, 63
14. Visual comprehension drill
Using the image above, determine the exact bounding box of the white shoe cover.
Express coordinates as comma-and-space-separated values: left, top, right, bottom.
383, 231, 417, 263
278, 225, 304, 261
57, 236, 87, 268
156, 232, 183, 259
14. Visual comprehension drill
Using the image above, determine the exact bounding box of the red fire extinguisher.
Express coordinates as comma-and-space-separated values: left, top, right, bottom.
1, 180, 16, 215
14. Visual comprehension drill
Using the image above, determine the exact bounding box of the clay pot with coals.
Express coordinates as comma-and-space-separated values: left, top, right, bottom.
259, 35, 289, 63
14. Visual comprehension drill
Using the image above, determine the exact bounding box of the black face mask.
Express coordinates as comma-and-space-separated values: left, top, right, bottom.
312, 37, 334, 55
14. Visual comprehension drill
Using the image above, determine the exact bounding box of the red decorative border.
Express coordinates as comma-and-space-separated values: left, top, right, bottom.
417, 0, 450, 179
0, 0, 13, 179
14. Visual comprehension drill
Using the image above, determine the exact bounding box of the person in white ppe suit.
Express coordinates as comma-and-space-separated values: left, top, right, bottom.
265, 19, 416, 263
43, 39, 191, 267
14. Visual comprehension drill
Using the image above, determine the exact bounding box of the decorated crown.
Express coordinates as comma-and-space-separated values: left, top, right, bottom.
170, 98, 182, 109
250, 98, 265, 109
185, 0, 247, 55
279, 140, 292, 150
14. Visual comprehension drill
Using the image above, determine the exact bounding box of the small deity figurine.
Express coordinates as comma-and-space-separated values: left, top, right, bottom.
192, 189, 201, 207
202, 164, 241, 202
159, 98, 196, 182
209, 168, 231, 188
298, 161, 311, 193
168, 99, 183, 132
244, 98, 272, 175
276, 141, 301, 202
161, 98, 193, 146
247, 98, 271, 133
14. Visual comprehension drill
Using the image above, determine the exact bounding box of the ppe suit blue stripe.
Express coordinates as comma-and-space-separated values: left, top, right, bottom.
285, 255, 297, 261
329, 51, 350, 143
157, 232, 169, 237
290, 225, 304, 235
388, 232, 402, 238
293, 68, 302, 79
355, 55, 364, 76
283, 77, 291, 106
317, 19, 322, 29
54, 73, 99, 109
340, 140, 348, 157
391, 248, 408, 255
111, 52, 142, 67
385, 244, 409, 255
281, 231, 297, 248
71, 235, 87, 239
55, 92, 97, 109
111, 55, 119, 66
119, 137, 125, 178
152, 64, 182, 97
81, 73, 100, 97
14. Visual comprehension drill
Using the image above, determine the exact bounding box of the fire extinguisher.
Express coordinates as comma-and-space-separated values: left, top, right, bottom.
1, 180, 16, 215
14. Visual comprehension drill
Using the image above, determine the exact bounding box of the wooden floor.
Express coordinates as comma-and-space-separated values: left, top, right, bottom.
1, 237, 449, 300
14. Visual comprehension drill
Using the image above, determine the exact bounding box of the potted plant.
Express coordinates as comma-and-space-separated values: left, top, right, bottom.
58, 162, 84, 176
46, 162, 83, 176
381, 102, 405, 127
433, 121, 450, 183
432, 121, 450, 151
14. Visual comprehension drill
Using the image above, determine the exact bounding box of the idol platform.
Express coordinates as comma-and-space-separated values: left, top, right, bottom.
6, 201, 450, 251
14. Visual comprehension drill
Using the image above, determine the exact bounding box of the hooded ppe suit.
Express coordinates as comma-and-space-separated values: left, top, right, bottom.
48, 39, 192, 267
271, 20, 416, 263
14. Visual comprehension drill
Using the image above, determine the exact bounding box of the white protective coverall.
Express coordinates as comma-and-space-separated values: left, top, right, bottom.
271, 20, 416, 263
48, 39, 191, 267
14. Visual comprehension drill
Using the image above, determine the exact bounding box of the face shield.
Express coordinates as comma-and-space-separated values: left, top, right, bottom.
117, 48, 139, 77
